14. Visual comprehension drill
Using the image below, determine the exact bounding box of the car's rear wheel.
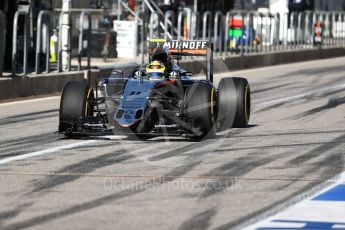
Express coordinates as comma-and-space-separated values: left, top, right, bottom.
217, 77, 250, 131
185, 82, 216, 141
59, 81, 94, 135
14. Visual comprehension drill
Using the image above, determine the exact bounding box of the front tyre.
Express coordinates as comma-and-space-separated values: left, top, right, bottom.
185, 82, 216, 141
59, 81, 94, 135
217, 77, 250, 131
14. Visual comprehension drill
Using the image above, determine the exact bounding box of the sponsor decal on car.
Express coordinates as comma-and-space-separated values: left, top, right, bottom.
149, 39, 209, 55
163, 41, 207, 50
154, 124, 178, 128
84, 123, 105, 128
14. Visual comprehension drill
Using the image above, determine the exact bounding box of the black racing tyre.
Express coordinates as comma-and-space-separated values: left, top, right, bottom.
217, 77, 250, 130
185, 82, 216, 140
59, 81, 94, 134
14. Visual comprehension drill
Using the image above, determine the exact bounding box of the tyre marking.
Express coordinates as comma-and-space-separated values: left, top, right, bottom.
0, 140, 97, 166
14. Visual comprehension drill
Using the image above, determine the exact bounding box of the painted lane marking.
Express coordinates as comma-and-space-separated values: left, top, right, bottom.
253, 82, 345, 111
256, 219, 345, 230
313, 184, 345, 202
0, 96, 60, 107
245, 171, 345, 230
103, 135, 129, 140
214, 56, 345, 76
0, 140, 97, 166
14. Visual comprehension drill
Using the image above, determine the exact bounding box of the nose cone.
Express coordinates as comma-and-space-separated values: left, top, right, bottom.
113, 79, 160, 127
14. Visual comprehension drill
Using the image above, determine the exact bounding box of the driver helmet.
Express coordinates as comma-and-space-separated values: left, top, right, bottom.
146, 60, 166, 78
151, 47, 172, 70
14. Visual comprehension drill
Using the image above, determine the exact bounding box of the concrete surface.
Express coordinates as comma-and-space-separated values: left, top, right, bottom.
1, 47, 345, 101
0, 57, 344, 229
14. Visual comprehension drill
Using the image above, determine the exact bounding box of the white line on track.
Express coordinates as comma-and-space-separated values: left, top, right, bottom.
215, 56, 345, 76
103, 135, 128, 140
253, 82, 345, 111
0, 140, 97, 166
0, 96, 60, 107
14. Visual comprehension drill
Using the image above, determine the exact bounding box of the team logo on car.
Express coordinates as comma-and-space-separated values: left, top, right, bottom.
170, 71, 177, 78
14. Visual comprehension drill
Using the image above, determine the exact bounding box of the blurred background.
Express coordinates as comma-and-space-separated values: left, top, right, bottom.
1, 0, 345, 75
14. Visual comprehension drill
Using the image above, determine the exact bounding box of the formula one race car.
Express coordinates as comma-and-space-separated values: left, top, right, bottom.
58, 39, 251, 141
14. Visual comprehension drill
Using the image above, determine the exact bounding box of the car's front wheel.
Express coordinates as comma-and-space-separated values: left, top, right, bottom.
185, 82, 216, 140
217, 77, 250, 131
59, 81, 94, 135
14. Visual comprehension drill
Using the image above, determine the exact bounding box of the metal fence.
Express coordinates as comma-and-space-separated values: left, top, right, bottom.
144, 10, 345, 57
6, 8, 345, 76
35, 10, 51, 74
12, 11, 30, 75
10, 9, 96, 75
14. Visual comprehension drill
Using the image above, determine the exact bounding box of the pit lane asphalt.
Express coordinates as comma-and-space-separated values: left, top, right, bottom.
0, 56, 345, 230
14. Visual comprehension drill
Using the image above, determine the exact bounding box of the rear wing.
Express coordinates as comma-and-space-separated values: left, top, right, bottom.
148, 39, 214, 83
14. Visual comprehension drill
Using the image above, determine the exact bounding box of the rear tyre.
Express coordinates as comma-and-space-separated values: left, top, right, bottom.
59, 81, 94, 135
217, 77, 250, 131
185, 82, 216, 141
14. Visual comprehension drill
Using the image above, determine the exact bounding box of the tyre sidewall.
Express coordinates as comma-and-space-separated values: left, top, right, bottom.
60, 81, 93, 117
185, 82, 216, 139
